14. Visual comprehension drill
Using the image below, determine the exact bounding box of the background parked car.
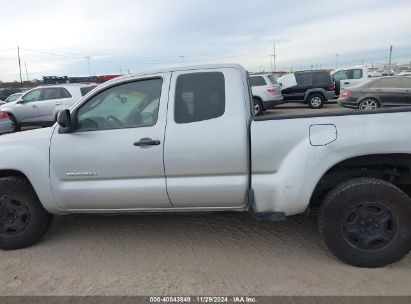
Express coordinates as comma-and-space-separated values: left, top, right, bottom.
0, 111, 13, 134
338, 76, 411, 109
278, 70, 335, 109
4, 92, 23, 103
0, 88, 23, 101
249, 73, 283, 115
331, 67, 368, 96
0, 83, 97, 132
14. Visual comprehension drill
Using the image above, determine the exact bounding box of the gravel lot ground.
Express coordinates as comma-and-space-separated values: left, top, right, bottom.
1, 102, 410, 296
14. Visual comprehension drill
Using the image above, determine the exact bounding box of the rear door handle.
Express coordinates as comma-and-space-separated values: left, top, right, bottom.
32, 104, 37, 108
133, 138, 161, 147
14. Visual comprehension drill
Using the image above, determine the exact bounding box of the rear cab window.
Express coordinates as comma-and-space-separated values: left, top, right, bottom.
175, 72, 225, 124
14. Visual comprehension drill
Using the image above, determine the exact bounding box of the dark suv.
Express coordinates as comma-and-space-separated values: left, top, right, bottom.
279, 70, 335, 108
0, 88, 23, 101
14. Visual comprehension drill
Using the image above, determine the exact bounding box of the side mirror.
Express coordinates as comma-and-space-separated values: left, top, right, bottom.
16, 99, 24, 104
57, 109, 74, 133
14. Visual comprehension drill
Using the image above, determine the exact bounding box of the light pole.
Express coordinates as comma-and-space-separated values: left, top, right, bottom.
179, 56, 185, 65
85, 56, 92, 76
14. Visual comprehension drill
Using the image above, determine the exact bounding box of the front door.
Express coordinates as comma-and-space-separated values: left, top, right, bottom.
50, 74, 172, 210
13, 88, 42, 123
37, 87, 63, 122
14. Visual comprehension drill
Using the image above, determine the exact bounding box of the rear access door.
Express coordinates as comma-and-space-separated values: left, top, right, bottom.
164, 67, 250, 208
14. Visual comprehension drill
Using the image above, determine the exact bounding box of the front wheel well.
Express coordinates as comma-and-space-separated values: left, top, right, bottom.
310, 153, 411, 209
0, 170, 31, 184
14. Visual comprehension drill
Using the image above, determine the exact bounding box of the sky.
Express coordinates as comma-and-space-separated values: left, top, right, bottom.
0, 0, 411, 82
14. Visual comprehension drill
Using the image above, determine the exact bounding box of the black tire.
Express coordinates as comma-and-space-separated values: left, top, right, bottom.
319, 178, 411, 268
307, 93, 325, 109
253, 98, 264, 116
8, 114, 21, 132
0, 177, 53, 250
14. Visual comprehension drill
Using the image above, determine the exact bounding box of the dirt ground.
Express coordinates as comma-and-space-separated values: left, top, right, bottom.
1, 213, 410, 296
1, 102, 410, 296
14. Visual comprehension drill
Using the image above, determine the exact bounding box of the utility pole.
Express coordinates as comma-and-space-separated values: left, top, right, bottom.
85, 56, 92, 76
179, 56, 185, 65
270, 41, 276, 73
17, 46, 23, 84
388, 45, 393, 76
24, 62, 29, 82
335, 54, 339, 69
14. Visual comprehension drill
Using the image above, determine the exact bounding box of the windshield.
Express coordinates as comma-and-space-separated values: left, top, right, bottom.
5, 93, 22, 102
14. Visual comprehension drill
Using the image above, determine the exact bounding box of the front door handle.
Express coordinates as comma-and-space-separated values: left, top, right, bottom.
133, 138, 161, 147
55, 102, 61, 105
32, 104, 37, 108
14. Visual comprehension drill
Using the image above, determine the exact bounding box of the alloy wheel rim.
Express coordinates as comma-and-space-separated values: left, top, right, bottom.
360, 100, 377, 110
311, 97, 321, 107
341, 202, 398, 251
0, 195, 31, 235
254, 102, 260, 114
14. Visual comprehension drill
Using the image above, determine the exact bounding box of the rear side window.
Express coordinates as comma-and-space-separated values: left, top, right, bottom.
249, 76, 267, 87
42, 88, 62, 100
175, 72, 225, 124
267, 75, 278, 84
61, 88, 72, 98
351, 69, 363, 79
380, 78, 401, 88
313, 72, 330, 84
81, 86, 97, 96
295, 73, 312, 85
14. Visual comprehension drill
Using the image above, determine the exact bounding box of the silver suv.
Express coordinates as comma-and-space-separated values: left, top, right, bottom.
0, 83, 97, 132
249, 73, 283, 116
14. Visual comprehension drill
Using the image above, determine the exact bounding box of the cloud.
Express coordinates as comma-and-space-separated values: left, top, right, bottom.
0, 0, 410, 81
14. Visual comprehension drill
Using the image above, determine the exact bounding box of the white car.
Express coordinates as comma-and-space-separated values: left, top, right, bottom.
0, 83, 97, 132
331, 67, 369, 96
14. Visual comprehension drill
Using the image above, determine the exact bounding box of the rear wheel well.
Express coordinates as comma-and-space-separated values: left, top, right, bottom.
310, 154, 411, 209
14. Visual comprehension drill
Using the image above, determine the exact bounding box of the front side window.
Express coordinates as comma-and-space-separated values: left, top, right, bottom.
76, 78, 162, 132
42, 88, 62, 100
22, 89, 42, 103
249, 76, 267, 86
175, 72, 225, 124
332, 70, 349, 81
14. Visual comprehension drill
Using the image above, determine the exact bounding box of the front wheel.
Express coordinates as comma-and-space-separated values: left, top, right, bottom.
308, 93, 325, 109
253, 99, 264, 116
319, 178, 411, 267
0, 177, 53, 250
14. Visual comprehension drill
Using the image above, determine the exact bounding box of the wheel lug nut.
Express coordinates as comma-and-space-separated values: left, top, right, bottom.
374, 224, 379, 228
360, 228, 365, 232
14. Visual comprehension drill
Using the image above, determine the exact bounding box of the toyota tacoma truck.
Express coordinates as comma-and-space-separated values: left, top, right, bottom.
0, 64, 410, 268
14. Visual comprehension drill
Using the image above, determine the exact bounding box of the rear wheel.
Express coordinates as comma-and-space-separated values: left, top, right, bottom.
253, 98, 264, 116
308, 93, 325, 109
0, 177, 53, 250
319, 178, 411, 267
8, 114, 21, 132
359, 98, 379, 110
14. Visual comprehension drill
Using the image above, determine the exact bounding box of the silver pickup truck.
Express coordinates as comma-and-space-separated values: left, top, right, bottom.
0, 64, 410, 268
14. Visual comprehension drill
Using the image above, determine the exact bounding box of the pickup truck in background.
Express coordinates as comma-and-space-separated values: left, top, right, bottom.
0, 64, 410, 268
331, 66, 369, 96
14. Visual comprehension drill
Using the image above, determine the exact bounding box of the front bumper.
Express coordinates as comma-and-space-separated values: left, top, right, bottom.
0, 119, 13, 134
